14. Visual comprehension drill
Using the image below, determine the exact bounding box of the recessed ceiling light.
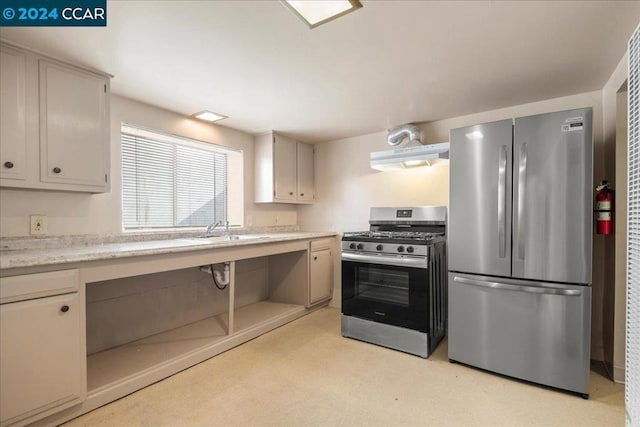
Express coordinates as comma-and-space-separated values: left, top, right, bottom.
281, 0, 362, 29
193, 111, 227, 123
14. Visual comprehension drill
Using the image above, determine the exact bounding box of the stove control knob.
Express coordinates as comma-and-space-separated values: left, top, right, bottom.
397, 246, 405, 253
406, 246, 414, 253
349, 243, 356, 250
376, 244, 383, 251
356, 244, 364, 250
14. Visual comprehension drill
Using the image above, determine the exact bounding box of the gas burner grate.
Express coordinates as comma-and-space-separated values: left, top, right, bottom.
343, 230, 444, 240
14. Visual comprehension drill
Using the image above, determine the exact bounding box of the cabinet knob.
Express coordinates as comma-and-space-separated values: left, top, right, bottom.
3, 161, 14, 169
313, 256, 318, 260
52, 167, 62, 174
289, 192, 293, 196
300, 193, 304, 197
60, 305, 70, 313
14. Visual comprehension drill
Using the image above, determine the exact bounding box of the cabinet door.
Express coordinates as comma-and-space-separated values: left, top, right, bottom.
296, 142, 314, 202
1, 293, 85, 425
39, 60, 108, 188
273, 134, 297, 201
309, 249, 332, 305
0, 45, 27, 181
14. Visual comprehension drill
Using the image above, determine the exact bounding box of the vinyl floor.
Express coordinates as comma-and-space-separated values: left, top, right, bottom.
64, 307, 625, 427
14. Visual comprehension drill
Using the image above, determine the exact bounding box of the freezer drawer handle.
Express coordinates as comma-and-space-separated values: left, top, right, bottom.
453, 276, 582, 296
498, 145, 507, 258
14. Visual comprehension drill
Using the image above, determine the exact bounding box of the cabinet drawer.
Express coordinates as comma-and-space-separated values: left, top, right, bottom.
310, 238, 333, 252
0, 269, 79, 304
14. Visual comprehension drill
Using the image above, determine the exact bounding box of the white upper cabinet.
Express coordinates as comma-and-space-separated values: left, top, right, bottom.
255, 131, 315, 204
273, 134, 297, 201
296, 141, 314, 202
0, 42, 111, 193
39, 60, 108, 188
0, 45, 27, 181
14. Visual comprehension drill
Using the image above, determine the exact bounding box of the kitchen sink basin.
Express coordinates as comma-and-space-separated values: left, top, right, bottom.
178, 234, 271, 243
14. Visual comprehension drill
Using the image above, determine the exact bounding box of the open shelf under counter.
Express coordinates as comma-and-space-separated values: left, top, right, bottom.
87, 300, 305, 392
87, 312, 229, 391
233, 300, 305, 333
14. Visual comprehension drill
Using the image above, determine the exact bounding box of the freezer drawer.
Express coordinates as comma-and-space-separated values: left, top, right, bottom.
448, 272, 591, 396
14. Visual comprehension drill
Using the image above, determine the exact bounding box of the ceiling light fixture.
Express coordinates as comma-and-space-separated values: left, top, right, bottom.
193, 111, 227, 123
280, 0, 362, 29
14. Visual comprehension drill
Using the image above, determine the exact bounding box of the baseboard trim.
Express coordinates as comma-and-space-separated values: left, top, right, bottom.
613, 365, 625, 384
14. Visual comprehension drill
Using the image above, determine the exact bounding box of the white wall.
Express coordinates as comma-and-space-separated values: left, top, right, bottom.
602, 51, 629, 383
299, 90, 607, 362
298, 132, 450, 233
0, 95, 296, 236
614, 89, 628, 383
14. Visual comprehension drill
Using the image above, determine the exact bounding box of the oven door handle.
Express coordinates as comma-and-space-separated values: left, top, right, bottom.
342, 252, 427, 269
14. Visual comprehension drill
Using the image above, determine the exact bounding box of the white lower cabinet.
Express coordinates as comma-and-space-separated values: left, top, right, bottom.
0, 237, 334, 425
0, 273, 85, 427
309, 239, 333, 306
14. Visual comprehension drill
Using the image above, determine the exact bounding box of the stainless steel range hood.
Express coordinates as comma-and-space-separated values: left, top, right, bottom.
370, 142, 450, 171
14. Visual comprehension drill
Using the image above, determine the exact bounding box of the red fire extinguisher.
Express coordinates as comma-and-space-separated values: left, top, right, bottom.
595, 180, 613, 235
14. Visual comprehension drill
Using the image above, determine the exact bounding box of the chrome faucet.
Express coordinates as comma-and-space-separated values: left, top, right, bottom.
206, 220, 222, 235
205, 220, 230, 236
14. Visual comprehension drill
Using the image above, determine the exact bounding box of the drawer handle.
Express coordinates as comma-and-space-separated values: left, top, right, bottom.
53, 167, 62, 174
453, 276, 581, 296
3, 161, 14, 169
60, 305, 70, 313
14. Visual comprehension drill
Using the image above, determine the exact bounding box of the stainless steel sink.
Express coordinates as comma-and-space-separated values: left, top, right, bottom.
194, 234, 241, 240
178, 234, 271, 243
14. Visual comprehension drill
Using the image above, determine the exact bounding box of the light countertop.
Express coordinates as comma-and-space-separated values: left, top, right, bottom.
0, 232, 337, 270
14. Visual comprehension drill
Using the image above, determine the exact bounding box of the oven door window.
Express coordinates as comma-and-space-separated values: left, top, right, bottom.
342, 260, 428, 332
357, 266, 410, 306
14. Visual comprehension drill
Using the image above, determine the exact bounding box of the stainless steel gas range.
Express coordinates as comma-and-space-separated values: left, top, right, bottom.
341, 206, 447, 358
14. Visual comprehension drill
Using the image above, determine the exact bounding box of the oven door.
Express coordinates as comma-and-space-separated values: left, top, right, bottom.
342, 252, 428, 332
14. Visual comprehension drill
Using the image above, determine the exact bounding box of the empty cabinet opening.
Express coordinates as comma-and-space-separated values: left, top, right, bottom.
85, 250, 308, 392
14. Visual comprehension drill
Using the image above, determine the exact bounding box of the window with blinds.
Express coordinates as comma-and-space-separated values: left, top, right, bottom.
121, 126, 228, 229
627, 23, 640, 427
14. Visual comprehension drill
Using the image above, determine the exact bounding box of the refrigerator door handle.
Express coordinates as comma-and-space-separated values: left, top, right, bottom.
517, 143, 527, 260
453, 276, 582, 296
498, 145, 507, 258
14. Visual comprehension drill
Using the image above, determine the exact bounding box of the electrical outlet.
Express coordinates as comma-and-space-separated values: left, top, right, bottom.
30, 215, 48, 235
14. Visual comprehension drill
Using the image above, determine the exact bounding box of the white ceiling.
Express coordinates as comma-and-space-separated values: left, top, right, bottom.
1, 1, 639, 143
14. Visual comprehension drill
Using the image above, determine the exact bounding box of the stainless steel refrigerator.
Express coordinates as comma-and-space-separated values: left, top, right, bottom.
448, 108, 593, 398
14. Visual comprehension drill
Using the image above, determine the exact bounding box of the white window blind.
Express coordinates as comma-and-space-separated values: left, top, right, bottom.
122, 127, 227, 229
627, 23, 640, 427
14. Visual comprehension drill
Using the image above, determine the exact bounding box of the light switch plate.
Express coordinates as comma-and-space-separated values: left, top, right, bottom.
30, 215, 47, 235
